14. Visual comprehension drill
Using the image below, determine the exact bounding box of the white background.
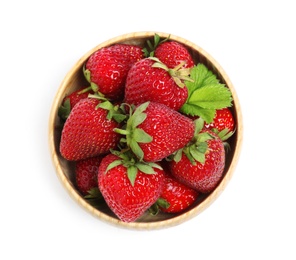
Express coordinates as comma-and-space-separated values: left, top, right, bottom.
1, 0, 295, 259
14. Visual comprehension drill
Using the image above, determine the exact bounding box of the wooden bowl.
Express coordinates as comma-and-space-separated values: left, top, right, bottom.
48, 31, 243, 230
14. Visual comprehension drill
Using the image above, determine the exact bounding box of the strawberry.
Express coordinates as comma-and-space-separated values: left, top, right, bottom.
204, 107, 235, 132
154, 41, 194, 69
84, 44, 144, 100
115, 101, 195, 162
156, 172, 199, 213
98, 153, 165, 222
124, 57, 191, 111
58, 87, 93, 120
75, 156, 103, 195
59, 97, 122, 161
168, 118, 225, 193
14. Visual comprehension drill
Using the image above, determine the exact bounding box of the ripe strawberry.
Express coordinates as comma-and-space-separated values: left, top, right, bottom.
84, 44, 144, 100
154, 41, 194, 69
204, 108, 235, 132
168, 118, 226, 193
58, 87, 93, 120
59, 98, 122, 161
75, 156, 103, 195
116, 101, 195, 162
98, 153, 165, 222
156, 172, 199, 213
124, 58, 190, 111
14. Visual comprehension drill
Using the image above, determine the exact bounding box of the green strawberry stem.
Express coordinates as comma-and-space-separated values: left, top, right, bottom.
170, 118, 213, 165
88, 94, 127, 123
83, 187, 105, 207
149, 57, 193, 88
78, 86, 93, 94
211, 127, 235, 152
170, 117, 233, 165
106, 149, 162, 186
82, 64, 110, 96
143, 33, 170, 57
114, 102, 153, 161
84, 187, 103, 200
58, 98, 71, 121
148, 198, 170, 216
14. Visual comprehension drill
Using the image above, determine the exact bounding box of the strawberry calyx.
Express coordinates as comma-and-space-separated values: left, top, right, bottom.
169, 118, 214, 165
149, 198, 170, 216
105, 149, 162, 186
211, 127, 235, 152
58, 86, 93, 121
114, 101, 153, 161
88, 93, 127, 123
58, 98, 71, 121
149, 57, 193, 88
83, 187, 105, 207
84, 187, 103, 199
143, 33, 170, 57
170, 118, 234, 164
83, 64, 103, 95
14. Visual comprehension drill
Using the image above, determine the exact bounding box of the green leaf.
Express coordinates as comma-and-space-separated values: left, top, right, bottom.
188, 84, 232, 109
157, 198, 170, 209
84, 187, 103, 200
127, 165, 138, 186
197, 132, 213, 143
147, 162, 163, 170
111, 113, 127, 123
186, 64, 220, 93
130, 139, 144, 161
131, 112, 147, 128
114, 128, 129, 135
143, 34, 170, 58
135, 163, 155, 174
148, 203, 160, 216
83, 67, 91, 83
133, 128, 153, 143
58, 98, 71, 120
105, 160, 122, 173
196, 142, 208, 153
189, 146, 205, 164
180, 104, 216, 124
173, 149, 183, 163
181, 64, 233, 123
154, 33, 160, 47
221, 130, 235, 141
134, 101, 150, 115
97, 100, 113, 110
194, 118, 204, 135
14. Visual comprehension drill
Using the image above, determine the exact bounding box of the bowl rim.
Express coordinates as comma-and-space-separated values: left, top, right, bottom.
48, 31, 243, 230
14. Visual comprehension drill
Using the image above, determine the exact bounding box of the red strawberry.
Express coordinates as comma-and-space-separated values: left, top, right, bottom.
116, 101, 195, 162
84, 44, 144, 100
98, 153, 165, 222
154, 41, 194, 69
62, 88, 92, 109
58, 87, 93, 120
59, 98, 121, 161
124, 58, 190, 111
204, 108, 235, 132
75, 156, 103, 195
169, 119, 225, 193
156, 172, 199, 213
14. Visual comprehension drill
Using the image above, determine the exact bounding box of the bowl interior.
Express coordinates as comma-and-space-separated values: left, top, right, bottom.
48, 32, 242, 229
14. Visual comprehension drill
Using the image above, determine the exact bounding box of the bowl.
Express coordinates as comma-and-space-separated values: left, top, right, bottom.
48, 31, 243, 230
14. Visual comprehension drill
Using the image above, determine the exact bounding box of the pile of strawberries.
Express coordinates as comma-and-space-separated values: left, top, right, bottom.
57, 34, 235, 223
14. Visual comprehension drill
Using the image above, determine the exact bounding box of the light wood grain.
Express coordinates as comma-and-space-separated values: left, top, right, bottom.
48, 31, 243, 230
